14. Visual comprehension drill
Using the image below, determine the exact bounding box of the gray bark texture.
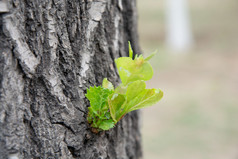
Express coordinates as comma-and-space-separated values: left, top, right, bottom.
0, 0, 142, 159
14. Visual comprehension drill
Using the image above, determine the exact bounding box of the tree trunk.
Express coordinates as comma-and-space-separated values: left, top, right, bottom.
0, 0, 142, 158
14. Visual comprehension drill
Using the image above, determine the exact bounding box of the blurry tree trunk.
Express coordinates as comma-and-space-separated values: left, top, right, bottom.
166, 0, 193, 51
0, 0, 142, 158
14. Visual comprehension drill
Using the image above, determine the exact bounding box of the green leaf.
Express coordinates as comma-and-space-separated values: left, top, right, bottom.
102, 78, 114, 90
126, 80, 146, 101
126, 87, 163, 112
135, 54, 138, 59
128, 41, 133, 58
86, 44, 163, 132
115, 57, 153, 85
108, 93, 126, 122
86, 85, 115, 131
85, 86, 113, 114
98, 119, 115, 130
144, 50, 157, 61
114, 83, 127, 94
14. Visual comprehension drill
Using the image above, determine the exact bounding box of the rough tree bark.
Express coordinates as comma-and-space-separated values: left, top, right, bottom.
0, 0, 142, 159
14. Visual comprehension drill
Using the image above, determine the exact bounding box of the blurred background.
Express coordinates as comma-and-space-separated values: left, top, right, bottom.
137, 0, 238, 158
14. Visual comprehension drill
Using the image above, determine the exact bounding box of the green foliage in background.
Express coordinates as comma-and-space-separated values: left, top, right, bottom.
85, 42, 163, 132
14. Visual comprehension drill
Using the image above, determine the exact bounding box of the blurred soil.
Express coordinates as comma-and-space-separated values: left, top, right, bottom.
137, 0, 238, 158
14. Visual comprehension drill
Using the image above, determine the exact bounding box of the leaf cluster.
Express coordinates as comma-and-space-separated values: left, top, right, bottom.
85, 42, 163, 132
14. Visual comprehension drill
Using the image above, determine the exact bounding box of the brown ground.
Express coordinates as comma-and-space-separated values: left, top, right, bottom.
138, 0, 238, 158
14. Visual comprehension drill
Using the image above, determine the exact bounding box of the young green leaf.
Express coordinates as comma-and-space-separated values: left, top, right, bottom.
86, 43, 163, 132
102, 78, 114, 91
128, 41, 133, 58
114, 83, 127, 94
115, 57, 153, 85
98, 119, 115, 130
144, 50, 157, 61
85, 86, 113, 112
126, 87, 163, 113
85, 86, 115, 130
108, 93, 126, 122
126, 80, 146, 101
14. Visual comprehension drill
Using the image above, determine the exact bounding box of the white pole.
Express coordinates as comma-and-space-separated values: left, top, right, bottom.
166, 0, 193, 52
